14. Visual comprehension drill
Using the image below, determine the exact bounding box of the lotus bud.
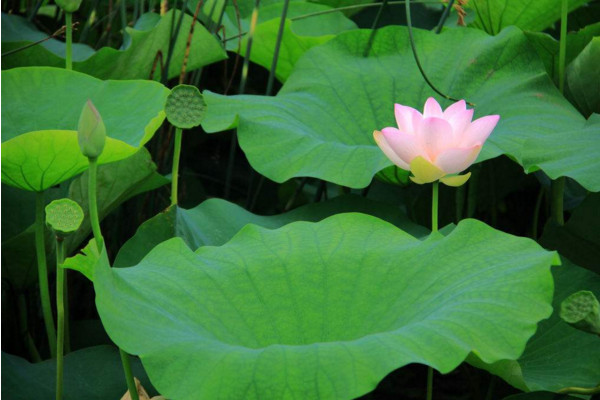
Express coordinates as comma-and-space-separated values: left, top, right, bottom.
56, 0, 82, 12
78, 99, 106, 159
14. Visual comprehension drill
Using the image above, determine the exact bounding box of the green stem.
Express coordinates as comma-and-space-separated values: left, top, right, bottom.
171, 127, 183, 206
266, 0, 290, 95
88, 157, 138, 400
120, 348, 139, 399
431, 181, 439, 233
88, 158, 104, 248
551, 177, 565, 226
405, 0, 473, 105
56, 239, 66, 400
558, 0, 568, 94
35, 191, 57, 358
434, 0, 454, 33
551, 0, 568, 226
557, 385, 600, 395
532, 185, 544, 239
65, 12, 73, 70
363, 0, 389, 57
17, 294, 42, 362
426, 366, 433, 400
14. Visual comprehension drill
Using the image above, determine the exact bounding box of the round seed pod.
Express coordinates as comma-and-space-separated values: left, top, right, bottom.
164, 85, 206, 129
45, 198, 84, 238
560, 290, 600, 335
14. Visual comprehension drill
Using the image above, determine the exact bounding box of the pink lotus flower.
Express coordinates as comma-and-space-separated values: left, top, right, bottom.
374, 97, 499, 187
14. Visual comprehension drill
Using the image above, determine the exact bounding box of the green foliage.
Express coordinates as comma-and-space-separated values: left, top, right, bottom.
1, 11, 227, 80
94, 214, 557, 399
469, 259, 600, 392
566, 37, 600, 117
224, 2, 358, 81
1, 346, 153, 400
113, 195, 429, 268
202, 26, 591, 189
468, 0, 590, 34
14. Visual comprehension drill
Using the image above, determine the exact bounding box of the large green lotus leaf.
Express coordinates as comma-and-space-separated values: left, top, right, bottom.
525, 22, 600, 83
566, 37, 600, 117
1, 130, 135, 191
521, 114, 600, 192
94, 214, 557, 399
468, 0, 590, 34
221, 2, 357, 82
1, 345, 154, 400
112, 194, 429, 268
1, 10, 227, 80
1, 67, 169, 144
469, 258, 600, 392
1, 148, 167, 290
539, 192, 600, 275
202, 26, 586, 189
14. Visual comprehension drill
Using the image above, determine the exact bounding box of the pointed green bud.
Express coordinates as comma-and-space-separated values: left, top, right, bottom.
78, 99, 106, 159
45, 198, 84, 238
56, 0, 82, 12
560, 290, 600, 335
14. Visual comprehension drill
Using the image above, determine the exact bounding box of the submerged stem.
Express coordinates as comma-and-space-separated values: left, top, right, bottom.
426, 366, 433, 400
35, 191, 57, 358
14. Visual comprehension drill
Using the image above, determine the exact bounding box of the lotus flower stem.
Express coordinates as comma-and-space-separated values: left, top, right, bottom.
432, 181, 439, 233
171, 127, 183, 206
65, 12, 73, 70
55, 238, 66, 400
434, 0, 454, 34
35, 191, 57, 358
405, 0, 473, 106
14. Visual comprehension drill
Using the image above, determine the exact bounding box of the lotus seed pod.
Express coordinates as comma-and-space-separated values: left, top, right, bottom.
78, 99, 106, 159
45, 198, 84, 237
56, 0, 82, 12
560, 290, 600, 335
164, 84, 206, 129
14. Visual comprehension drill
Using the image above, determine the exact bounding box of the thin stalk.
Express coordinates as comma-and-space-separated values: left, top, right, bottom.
532, 185, 544, 239
405, 0, 473, 105
162, 0, 188, 84
35, 191, 57, 358
65, 13, 73, 70
431, 181, 439, 233
426, 366, 433, 400
17, 294, 42, 362
455, 183, 465, 223
557, 385, 600, 395
434, 0, 454, 34
87, 158, 104, 248
363, 0, 389, 57
551, 0, 568, 226
171, 127, 183, 206
55, 239, 66, 400
179, 0, 203, 84
64, 271, 71, 353
551, 177, 565, 226
120, 0, 127, 31
28, 0, 44, 20
266, 0, 290, 95
1, 25, 67, 57
224, 0, 260, 198
558, 0, 568, 93
87, 157, 138, 400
